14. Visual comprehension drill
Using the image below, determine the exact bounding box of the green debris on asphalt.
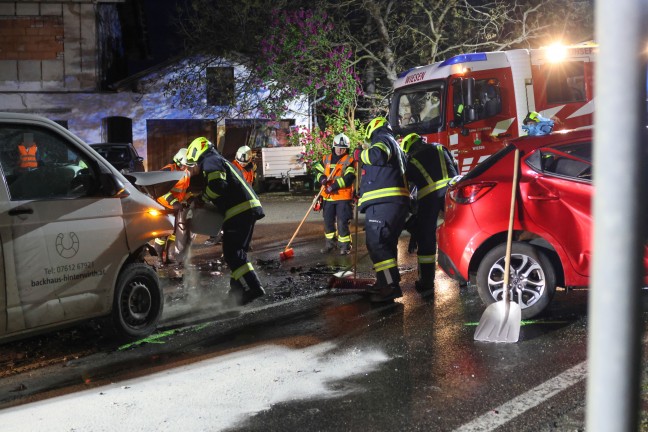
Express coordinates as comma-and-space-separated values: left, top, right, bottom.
465, 319, 570, 326
118, 329, 179, 350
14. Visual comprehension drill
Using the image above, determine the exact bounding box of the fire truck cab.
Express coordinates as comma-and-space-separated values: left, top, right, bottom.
389, 43, 596, 174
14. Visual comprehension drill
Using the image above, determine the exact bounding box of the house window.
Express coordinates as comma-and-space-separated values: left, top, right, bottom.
207, 67, 235, 106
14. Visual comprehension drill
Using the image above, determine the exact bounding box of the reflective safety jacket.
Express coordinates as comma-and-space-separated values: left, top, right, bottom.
233, 159, 256, 186
199, 149, 264, 222
406, 143, 458, 201
357, 127, 409, 212
156, 162, 191, 210
18, 144, 38, 169
313, 153, 356, 201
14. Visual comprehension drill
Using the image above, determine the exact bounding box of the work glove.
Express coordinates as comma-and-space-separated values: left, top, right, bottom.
172, 201, 182, 212
352, 148, 362, 162
325, 184, 335, 194
320, 177, 328, 186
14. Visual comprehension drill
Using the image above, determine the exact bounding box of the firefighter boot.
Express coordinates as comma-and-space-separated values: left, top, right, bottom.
366, 270, 402, 302
226, 275, 265, 307
369, 283, 403, 303
320, 239, 336, 254
415, 264, 436, 297
339, 243, 351, 255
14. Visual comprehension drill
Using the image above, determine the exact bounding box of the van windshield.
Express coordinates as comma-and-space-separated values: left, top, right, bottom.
390, 81, 445, 135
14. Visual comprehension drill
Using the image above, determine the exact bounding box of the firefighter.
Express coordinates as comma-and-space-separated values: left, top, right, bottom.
353, 117, 409, 302
312, 133, 356, 255
153, 148, 191, 262
185, 136, 265, 306
400, 133, 458, 296
204, 145, 257, 247
16, 133, 40, 173
233, 145, 256, 186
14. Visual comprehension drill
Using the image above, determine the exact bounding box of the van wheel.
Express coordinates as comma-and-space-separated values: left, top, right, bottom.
476, 242, 556, 319
111, 263, 163, 340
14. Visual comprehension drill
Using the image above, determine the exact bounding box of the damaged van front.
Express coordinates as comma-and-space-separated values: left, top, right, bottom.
0, 113, 174, 343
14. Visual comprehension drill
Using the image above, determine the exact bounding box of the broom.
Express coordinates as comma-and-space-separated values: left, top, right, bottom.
327, 162, 375, 290
279, 170, 335, 260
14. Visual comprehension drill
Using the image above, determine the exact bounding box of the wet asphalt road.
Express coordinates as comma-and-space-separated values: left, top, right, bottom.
1, 192, 647, 431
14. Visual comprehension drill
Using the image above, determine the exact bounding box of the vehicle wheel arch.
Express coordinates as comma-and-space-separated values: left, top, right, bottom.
467, 231, 565, 289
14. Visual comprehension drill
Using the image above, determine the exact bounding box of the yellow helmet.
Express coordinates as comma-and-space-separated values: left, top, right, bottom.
173, 148, 188, 166
186, 137, 213, 166
364, 116, 388, 140
400, 133, 421, 154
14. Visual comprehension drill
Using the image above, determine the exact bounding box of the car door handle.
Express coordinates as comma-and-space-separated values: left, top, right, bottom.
9, 208, 34, 216
527, 194, 559, 201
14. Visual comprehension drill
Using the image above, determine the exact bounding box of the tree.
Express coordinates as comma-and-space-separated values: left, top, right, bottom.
162, 0, 594, 121
329, 0, 595, 115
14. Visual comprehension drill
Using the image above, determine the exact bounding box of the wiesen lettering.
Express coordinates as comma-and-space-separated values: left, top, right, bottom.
404, 72, 426, 84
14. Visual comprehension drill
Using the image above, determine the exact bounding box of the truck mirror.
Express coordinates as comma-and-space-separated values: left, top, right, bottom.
466, 106, 477, 123
100, 173, 130, 198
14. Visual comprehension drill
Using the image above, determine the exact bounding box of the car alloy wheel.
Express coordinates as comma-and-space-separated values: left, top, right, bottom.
476, 241, 556, 319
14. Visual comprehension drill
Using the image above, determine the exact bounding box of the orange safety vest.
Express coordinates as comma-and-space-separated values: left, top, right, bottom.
322, 153, 354, 201
18, 144, 38, 169
233, 159, 256, 185
157, 163, 191, 209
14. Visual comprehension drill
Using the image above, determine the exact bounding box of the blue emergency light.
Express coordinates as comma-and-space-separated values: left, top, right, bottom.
439, 53, 488, 67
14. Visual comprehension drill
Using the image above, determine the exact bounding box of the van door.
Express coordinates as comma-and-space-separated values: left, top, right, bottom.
0, 123, 129, 333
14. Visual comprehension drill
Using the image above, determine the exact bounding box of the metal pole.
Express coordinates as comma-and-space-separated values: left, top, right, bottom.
587, 1, 648, 431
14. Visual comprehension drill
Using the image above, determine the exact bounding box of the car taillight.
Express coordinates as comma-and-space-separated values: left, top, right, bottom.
448, 182, 496, 204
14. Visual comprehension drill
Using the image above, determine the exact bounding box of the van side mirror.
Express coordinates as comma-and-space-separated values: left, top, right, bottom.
100, 173, 130, 198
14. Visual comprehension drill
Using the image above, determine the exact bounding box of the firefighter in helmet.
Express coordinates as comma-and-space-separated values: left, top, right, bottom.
312, 133, 356, 255
400, 133, 458, 296
233, 145, 256, 186
185, 136, 265, 307
153, 148, 191, 262
352, 117, 409, 302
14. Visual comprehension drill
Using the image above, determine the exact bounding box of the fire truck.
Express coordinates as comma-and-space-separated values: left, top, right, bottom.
389, 43, 597, 174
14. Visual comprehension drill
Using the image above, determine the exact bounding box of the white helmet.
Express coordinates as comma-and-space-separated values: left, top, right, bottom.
173, 148, 188, 166
236, 145, 253, 164
333, 133, 350, 149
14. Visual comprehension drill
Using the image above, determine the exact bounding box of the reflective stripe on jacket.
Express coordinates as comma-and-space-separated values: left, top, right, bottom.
200, 149, 264, 222
406, 144, 457, 201
357, 128, 409, 211
18, 145, 38, 169
313, 153, 356, 201
157, 163, 191, 209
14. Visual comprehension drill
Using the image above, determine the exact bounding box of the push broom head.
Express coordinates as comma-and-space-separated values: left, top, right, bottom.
279, 247, 294, 261
328, 271, 375, 290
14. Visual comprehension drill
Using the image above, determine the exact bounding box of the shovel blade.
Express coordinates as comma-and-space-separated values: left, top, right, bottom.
474, 300, 522, 343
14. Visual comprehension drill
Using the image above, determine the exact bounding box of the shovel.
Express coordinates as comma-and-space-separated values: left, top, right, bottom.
474, 148, 522, 343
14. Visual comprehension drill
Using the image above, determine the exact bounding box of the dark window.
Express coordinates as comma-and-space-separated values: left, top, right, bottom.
537, 141, 592, 181
0, 125, 97, 200
546, 62, 586, 104
207, 67, 235, 106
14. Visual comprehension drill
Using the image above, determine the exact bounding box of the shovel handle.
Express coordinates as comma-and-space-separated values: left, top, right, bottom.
503, 148, 520, 302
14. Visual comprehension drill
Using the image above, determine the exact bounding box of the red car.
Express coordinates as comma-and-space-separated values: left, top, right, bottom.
437, 129, 648, 318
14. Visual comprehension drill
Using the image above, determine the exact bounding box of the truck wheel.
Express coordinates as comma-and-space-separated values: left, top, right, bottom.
110, 263, 163, 340
476, 242, 556, 319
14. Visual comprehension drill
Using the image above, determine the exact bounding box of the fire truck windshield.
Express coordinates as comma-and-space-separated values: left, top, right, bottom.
390, 82, 445, 135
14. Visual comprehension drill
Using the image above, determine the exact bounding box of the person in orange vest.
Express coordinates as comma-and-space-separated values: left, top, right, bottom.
312, 133, 357, 255
232, 145, 256, 186
154, 148, 191, 263
16, 133, 40, 173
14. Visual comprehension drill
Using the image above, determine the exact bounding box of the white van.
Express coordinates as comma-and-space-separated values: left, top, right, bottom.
0, 113, 174, 343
